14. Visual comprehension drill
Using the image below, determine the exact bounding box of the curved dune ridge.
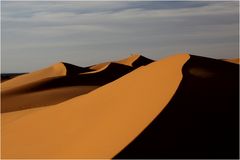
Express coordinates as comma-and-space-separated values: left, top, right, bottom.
116, 53, 154, 68
89, 53, 154, 70
115, 55, 239, 159
2, 53, 190, 159
1, 53, 239, 159
1, 62, 67, 91
224, 58, 240, 64
1, 54, 153, 113
116, 53, 142, 66
62, 62, 93, 75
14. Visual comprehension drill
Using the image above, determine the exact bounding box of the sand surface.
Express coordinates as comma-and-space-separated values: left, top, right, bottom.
2, 55, 148, 112
88, 53, 152, 70
224, 58, 240, 64
1, 53, 190, 159
2, 85, 99, 113
1, 63, 67, 91
115, 54, 239, 158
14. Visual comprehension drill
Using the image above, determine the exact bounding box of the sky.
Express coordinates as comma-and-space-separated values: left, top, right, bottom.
1, 1, 239, 73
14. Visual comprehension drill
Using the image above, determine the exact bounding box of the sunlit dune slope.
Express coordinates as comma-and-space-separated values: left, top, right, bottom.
1, 73, 26, 82
62, 62, 93, 75
115, 55, 239, 159
2, 54, 190, 159
117, 54, 154, 67
1, 62, 92, 90
1, 85, 99, 113
1, 62, 135, 113
1, 62, 91, 89
224, 58, 240, 64
89, 53, 154, 70
1, 63, 67, 91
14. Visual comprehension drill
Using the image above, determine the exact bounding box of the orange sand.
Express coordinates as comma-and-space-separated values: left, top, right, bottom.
1, 63, 66, 91
89, 53, 141, 70
1, 53, 190, 159
224, 58, 240, 64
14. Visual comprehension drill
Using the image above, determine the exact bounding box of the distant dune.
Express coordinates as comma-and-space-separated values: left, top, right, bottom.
1, 73, 26, 82
89, 53, 154, 70
1, 62, 67, 91
224, 58, 240, 64
1, 54, 154, 113
1, 53, 239, 159
115, 55, 239, 159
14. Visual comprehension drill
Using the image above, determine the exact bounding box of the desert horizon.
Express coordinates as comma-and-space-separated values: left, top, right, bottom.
1, 53, 239, 158
1, 1, 239, 159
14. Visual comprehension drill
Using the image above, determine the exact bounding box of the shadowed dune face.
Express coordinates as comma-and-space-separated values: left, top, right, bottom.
1, 54, 189, 159
1, 63, 133, 113
114, 55, 239, 159
131, 55, 154, 68
1, 73, 26, 82
89, 62, 110, 70
1, 62, 67, 91
89, 54, 154, 70
1, 53, 239, 159
116, 53, 153, 68
62, 62, 93, 75
1, 86, 99, 113
1, 55, 154, 113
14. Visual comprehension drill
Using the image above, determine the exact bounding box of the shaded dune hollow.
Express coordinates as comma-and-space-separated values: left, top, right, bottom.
114, 55, 239, 159
1, 55, 154, 113
1, 53, 189, 159
1, 53, 239, 159
88, 54, 154, 70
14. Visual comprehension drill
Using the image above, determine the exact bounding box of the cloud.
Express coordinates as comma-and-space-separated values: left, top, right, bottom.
1, 1, 239, 72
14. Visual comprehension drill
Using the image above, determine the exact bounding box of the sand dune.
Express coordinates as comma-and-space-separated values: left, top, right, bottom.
117, 54, 154, 68
1, 85, 99, 113
89, 62, 110, 70
62, 62, 93, 75
1, 63, 67, 91
1, 62, 133, 112
1, 53, 239, 159
81, 62, 132, 75
1, 55, 151, 113
2, 53, 190, 159
224, 58, 240, 64
1, 73, 26, 82
115, 55, 239, 159
89, 53, 154, 70
1, 65, 130, 112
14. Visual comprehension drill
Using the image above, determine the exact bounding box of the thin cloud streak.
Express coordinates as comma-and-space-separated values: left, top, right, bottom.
1, 1, 239, 72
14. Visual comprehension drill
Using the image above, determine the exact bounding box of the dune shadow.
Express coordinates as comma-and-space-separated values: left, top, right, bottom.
114, 55, 239, 159
1, 59, 154, 113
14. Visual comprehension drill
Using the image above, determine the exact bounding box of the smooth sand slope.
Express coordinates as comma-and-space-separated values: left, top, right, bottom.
115, 55, 239, 159
1, 55, 152, 113
1, 62, 67, 91
224, 58, 240, 64
2, 54, 190, 159
1, 73, 26, 82
1, 62, 92, 90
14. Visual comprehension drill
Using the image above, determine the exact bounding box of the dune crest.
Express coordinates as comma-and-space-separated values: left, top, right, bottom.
117, 53, 154, 68
2, 53, 190, 159
115, 55, 239, 158
89, 53, 154, 71
89, 62, 110, 70
1, 59, 138, 113
81, 63, 111, 74
1, 62, 67, 91
116, 53, 141, 66
224, 58, 240, 64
